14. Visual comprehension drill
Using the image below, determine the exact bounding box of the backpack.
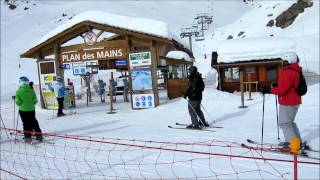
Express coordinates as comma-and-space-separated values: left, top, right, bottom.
292, 70, 307, 96
199, 78, 205, 92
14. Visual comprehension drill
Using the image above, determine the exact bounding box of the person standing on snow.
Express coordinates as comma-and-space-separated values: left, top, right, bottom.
183, 66, 209, 129
15, 76, 43, 142
262, 52, 307, 149
53, 76, 66, 117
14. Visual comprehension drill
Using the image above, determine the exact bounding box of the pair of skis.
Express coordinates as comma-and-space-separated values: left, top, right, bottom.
10, 132, 54, 145
168, 122, 223, 132
243, 139, 320, 160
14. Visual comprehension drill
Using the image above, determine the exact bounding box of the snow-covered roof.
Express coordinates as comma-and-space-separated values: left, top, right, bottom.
217, 37, 297, 63
38, 10, 174, 46
166, 51, 193, 62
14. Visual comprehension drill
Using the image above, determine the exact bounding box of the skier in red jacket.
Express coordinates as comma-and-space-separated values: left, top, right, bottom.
262, 52, 306, 148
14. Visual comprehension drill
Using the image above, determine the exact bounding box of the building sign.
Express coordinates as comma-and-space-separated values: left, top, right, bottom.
115, 58, 127, 67
131, 68, 152, 91
60, 47, 127, 63
132, 94, 155, 109
129, 52, 151, 67
84, 31, 97, 46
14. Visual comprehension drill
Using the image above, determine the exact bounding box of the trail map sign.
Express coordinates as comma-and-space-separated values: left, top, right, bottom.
129, 51, 156, 109
131, 68, 152, 91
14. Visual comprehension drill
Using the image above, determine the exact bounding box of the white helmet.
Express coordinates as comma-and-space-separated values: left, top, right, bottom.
282, 52, 298, 64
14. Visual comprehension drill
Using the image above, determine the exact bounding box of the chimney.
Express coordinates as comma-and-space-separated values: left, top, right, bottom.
211, 51, 218, 67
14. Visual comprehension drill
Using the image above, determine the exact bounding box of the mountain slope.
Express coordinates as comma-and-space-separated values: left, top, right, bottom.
194, 0, 319, 80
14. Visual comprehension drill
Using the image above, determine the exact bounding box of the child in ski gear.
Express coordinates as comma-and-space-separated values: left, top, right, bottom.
98, 79, 106, 103
52, 76, 66, 117
183, 66, 209, 129
15, 76, 43, 142
269, 52, 304, 148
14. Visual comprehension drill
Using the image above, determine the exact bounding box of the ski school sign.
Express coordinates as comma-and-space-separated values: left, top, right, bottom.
60, 48, 127, 63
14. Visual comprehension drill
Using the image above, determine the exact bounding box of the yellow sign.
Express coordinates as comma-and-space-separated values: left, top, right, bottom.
42, 91, 58, 110
43, 75, 54, 83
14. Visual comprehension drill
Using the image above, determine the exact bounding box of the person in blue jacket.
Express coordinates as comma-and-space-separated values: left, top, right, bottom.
52, 76, 66, 117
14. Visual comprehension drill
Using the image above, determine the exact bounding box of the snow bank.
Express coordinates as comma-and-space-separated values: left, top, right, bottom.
38, 10, 173, 46
217, 37, 296, 63
166, 51, 193, 62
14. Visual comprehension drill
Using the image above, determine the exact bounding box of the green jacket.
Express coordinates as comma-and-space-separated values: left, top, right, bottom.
15, 84, 38, 111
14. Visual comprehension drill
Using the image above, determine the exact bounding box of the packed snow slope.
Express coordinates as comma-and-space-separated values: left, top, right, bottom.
0, 0, 249, 99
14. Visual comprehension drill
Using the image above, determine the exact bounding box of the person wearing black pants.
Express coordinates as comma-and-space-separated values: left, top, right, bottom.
19, 110, 42, 139
183, 66, 209, 129
15, 76, 43, 142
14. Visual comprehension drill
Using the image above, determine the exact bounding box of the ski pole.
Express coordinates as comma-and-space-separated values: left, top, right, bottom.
14, 111, 20, 142
200, 103, 217, 124
275, 96, 280, 140
261, 94, 265, 151
184, 99, 206, 127
12, 96, 15, 129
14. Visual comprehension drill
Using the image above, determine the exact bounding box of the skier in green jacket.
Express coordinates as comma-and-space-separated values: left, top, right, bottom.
15, 76, 43, 143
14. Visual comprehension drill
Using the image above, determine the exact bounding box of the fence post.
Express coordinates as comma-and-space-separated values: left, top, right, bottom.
239, 70, 248, 108
247, 73, 253, 100
290, 137, 300, 180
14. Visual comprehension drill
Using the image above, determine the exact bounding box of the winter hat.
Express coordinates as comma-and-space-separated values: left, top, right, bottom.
19, 76, 30, 85
188, 66, 198, 76
282, 52, 298, 64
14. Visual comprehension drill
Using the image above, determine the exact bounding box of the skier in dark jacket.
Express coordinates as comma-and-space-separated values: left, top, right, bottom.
15, 76, 43, 143
183, 66, 209, 129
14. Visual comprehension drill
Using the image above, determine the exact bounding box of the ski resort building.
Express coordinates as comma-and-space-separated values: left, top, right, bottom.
211, 37, 297, 93
20, 10, 194, 109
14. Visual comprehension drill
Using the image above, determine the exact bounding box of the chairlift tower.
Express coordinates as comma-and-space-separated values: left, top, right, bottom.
194, 13, 213, 41
180, 27, 199, 52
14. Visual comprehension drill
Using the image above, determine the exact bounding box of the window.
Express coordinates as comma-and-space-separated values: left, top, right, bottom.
266, 67, 277, 81
246, 67, 256, 74
224, 68, 239, 82
168, 65, 187, 79
39, 62, 55, 74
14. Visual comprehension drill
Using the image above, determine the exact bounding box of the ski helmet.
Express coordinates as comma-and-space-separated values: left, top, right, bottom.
282, 52, 298, 64
19, 76, 29, 84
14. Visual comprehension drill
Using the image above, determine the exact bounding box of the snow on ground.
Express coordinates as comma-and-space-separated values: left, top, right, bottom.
1, 0, 319, 179
1, 83, 319, 179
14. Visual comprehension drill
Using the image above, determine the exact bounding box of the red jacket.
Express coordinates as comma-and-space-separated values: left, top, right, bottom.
271, 63, 302, 105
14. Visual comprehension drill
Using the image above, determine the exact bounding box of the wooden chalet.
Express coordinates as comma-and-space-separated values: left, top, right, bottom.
211, 37, 297, 93
20, 11, 193, 109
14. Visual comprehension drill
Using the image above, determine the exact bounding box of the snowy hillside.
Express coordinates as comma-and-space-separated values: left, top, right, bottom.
193, 0, 319, 83
0, 0, 249, 98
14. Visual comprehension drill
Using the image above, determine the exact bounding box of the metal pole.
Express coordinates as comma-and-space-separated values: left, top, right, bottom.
247, 73, 253, 100
261, 94, 265, 151
275, 96, 280, 140
239, 70, 247, 108
189, 35, 192, 52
